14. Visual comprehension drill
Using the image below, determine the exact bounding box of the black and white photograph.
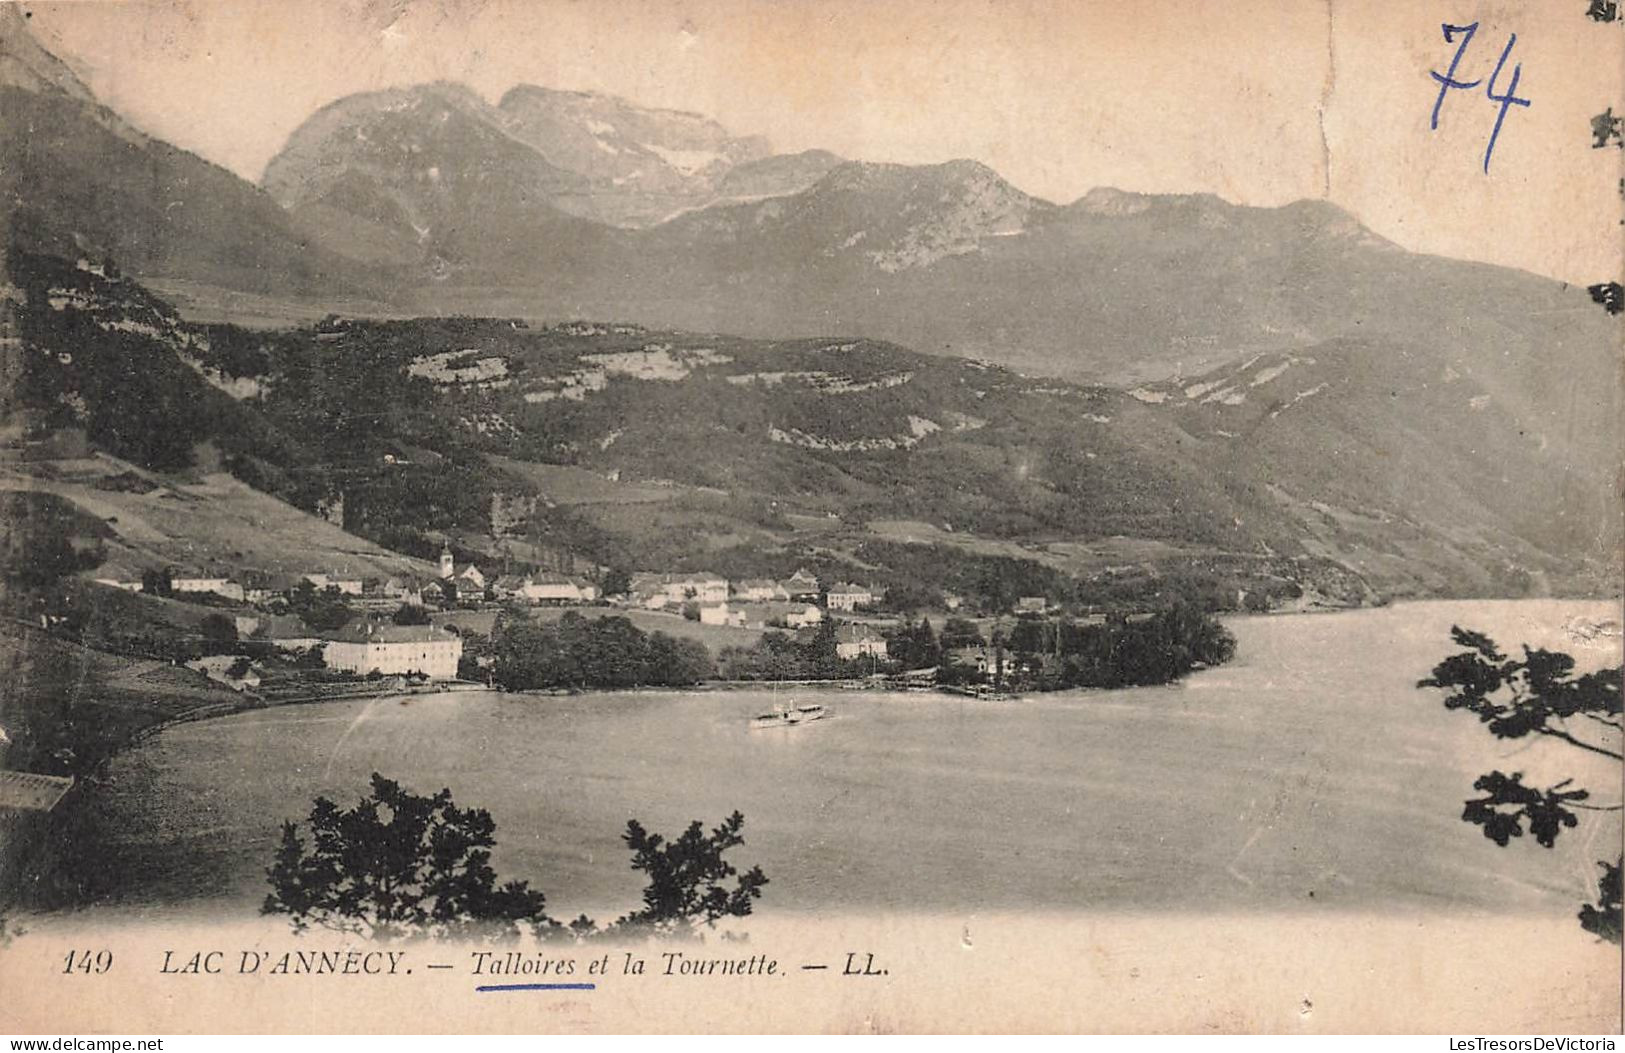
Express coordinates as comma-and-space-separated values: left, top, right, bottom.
0, 0, 1619, 1036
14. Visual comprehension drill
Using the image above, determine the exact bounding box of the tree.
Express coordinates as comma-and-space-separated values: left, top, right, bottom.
264, 775, 772, 942
1580, 860, 1622, 943
1419, 628, 1622, 942
391, 603, 431, 626
226, 656, 254, 679
613, 811, 769, 935
940, 616, 985, 651
808, 618, 838, 672
877, 580, 939, 615
601, 567, 631, 598
888, 617, 941, 669
288, 580, 352, 632
141, 567, 173, 597
263, 773, 553, 941
199, 613, 238, 647
293, 643, 327, 670
2, 527, 102, 589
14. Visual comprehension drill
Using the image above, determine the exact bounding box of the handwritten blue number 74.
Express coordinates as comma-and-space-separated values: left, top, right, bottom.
1430, 22, 1531, 173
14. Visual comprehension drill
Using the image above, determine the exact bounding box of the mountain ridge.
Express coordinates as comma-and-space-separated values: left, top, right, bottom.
6, 249, 1614, 604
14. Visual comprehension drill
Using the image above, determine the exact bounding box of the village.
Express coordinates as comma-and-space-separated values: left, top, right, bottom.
81, 543, 1059, 689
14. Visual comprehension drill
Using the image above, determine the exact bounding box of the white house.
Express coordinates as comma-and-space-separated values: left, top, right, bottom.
489, 575, 525, 600
253, 614, 322, 652
781, 568, 820, 601
185, 654, 260, 691
380, 576, 424, 601
241, 572, 299, 605
835, 624, 888, 661
826, 583, 875, 612
630, 572, 728, 608
321, 622, 463, 680
681, 574, 728, 604
949, 646, 993, 675
739, 601, 823, 629
783, 604, 823, 629
519, 574, 596, 604
171, 573, 244, 602
699, 603, 746, 627
303, 572, 364, 596
734, 579, 788, 603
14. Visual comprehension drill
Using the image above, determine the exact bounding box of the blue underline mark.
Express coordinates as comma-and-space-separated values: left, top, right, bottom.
476, 982, 598, 992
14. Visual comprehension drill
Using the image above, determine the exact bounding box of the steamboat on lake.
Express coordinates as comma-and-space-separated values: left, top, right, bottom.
749, 702, 828, 729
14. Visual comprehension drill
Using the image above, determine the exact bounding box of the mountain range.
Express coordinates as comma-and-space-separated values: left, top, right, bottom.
1, 7, 1618, 600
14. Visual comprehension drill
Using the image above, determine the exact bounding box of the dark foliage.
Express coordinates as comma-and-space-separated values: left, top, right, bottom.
490, 612, 714, 690
1461, 771, 1587, 848
716, 619, 872, 681
390, 604, 431, 626
1419, 628, 1622, 755
1580, 858, 1623, 943
198, 613, 238, 646
264, 774, 771, 941
0, 494, 106, 589
601, 567, 631, 597
287, 580, 354, 632
947, 604, 1236, 690
852, 541, 1072, 614
887, 617, 941, 669
1420, 628, 1623, 942
614, 811, 769, 935
262, 773, 553, 941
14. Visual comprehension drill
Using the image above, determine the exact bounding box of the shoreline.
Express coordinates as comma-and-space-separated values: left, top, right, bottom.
8, 596, 1618, 921
69, 595, 1625, 757
18, 596, 1620, 771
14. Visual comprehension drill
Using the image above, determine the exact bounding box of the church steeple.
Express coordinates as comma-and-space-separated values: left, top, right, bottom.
439, 543, 454, 580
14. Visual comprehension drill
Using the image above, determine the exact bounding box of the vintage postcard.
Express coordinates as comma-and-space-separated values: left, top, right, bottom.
0, 0, 1620, 1036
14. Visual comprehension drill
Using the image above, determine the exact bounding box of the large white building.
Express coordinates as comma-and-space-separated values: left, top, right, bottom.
835, 624, 888, 661
630, 572, 728, 608
171, 573, 244, 602
322, 622, 463, 680
826, 583, 875, 611
734, 579, 789, 603
517, 573, 599, 605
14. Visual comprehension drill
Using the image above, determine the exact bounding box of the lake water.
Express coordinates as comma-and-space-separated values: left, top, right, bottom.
81, 600, 1622, 923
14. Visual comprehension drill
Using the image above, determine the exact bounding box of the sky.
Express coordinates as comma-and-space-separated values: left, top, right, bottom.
22, 0, 1624, 284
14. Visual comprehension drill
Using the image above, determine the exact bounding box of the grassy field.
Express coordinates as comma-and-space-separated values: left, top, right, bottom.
432, 604, 766, 650
865, 518, 1209, 575
0, 453, 435, 581
486, 456, 683, 505
0, 624, 244, 777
